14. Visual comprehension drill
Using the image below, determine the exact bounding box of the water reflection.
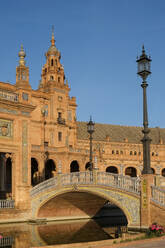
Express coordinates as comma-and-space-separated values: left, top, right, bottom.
0, 208, 127, 247
0, 220, 127, 247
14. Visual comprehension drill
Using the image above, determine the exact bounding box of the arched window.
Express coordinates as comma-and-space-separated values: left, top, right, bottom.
162, 168, 165, 177
138, 151, 141, 156
152, 152, 154, 156
51, 59, 54, 66
70, 160, 79, 172
45, 159, 56, 180
50, 75, 54, 80
31, 158, 39, 186
112, 150, 114, 154
120, 150, 123, 155
106, 166, 118, 174
130, 151, 133, 155
116, 150, 119, 154
134, 151, 137, 155
125, 167, 137, 177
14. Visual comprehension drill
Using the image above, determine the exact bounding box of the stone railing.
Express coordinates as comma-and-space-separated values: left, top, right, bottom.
31, 171, 141, 197
61, 172, 93, 186
31, 177, 58, 197
151, 186, 165, 207
0, 236, 14, 247
0, 200, 14, 209
97, 172, 141, 195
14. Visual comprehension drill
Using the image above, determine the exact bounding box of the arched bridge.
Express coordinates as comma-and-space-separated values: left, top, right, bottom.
30, 171, 141, 228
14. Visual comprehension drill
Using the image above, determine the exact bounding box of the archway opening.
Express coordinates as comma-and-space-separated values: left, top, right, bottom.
6, 157, 12, 194
106, 166, 118, 174
37, 192, 128, 244
45, 159, 56, 180
151, 168, 155, 174
0, 153, 12, 199
38, 192, 128, 226
125, 167, 137, 177
31, 158, 39, 186
162, 168, 165, 177
70, 160, 79, 172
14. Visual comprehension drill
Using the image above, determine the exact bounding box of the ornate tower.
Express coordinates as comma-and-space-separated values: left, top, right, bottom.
16, 45, 31, 89
39, 28, 68, 92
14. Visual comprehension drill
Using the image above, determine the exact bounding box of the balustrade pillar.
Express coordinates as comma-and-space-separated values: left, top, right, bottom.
140, 174, 154, 229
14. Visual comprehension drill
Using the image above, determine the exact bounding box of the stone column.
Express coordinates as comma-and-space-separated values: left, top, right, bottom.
93, 156, 98, 184
140, 174, 154, 229
40, 152, 46, 181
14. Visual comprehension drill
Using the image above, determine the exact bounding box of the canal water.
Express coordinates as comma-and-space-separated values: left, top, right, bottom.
0, 206, 127, 247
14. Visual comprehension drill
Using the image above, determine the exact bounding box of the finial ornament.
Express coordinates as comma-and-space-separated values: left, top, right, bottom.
18, 44, 26, 66
142, 44, 145, 55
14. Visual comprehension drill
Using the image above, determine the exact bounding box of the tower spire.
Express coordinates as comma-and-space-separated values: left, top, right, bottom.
51, 25, 55, 46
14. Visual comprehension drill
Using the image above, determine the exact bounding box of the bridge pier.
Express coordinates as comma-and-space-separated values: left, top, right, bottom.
140, 174, 154, 229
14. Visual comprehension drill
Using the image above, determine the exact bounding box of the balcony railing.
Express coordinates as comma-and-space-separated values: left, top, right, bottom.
0, 200, 14, 209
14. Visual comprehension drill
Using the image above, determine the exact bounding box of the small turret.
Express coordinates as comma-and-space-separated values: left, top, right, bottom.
16, 45, 31, 89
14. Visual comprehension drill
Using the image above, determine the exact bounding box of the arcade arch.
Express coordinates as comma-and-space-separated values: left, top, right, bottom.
125, 167, 137, 177
70, 160, 79, 172
162, 168, 165, 177
45, 159, 56, 180
31, 158, 39, 186
106, 166, 118, 174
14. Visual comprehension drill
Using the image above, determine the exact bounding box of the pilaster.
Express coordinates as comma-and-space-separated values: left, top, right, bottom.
140, 174, 154, 228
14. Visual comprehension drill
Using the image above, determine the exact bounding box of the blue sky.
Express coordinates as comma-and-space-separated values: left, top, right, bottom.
0, 0, 165, 127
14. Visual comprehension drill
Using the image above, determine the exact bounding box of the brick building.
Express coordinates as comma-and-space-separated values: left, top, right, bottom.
0, 31, 165, 209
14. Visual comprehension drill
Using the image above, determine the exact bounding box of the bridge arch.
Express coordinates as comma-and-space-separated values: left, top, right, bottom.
31, 175, 140, 228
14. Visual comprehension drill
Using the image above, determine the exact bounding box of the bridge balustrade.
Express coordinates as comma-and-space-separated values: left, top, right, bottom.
151, 186, 165, 207
61, 171, 93, 185
31, 171, 141, 198
97, 172, 140, 194
31, 177, 58, 197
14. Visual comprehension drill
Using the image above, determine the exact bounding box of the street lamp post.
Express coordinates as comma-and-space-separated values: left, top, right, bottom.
136, 45, 153, 174
87, 116, 95, 171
